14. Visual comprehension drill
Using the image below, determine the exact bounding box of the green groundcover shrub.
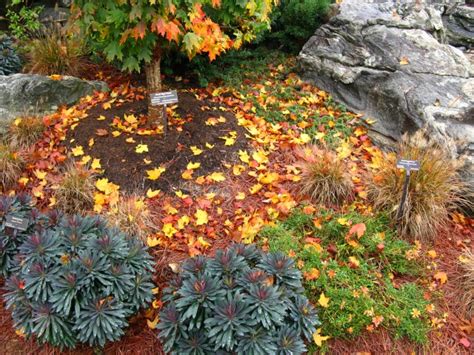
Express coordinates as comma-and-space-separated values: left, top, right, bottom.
1, 195, 155, 349
158, 244, 320, 354
262, 209, 434, 346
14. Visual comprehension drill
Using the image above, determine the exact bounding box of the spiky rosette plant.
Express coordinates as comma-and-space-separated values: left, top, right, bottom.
158, 244, 319, 354
0, 35, 22, 76
0, 194, 50, 277
4, 214, 155, 349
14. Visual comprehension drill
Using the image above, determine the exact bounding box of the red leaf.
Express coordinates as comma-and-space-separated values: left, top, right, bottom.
459, 338, 470, 348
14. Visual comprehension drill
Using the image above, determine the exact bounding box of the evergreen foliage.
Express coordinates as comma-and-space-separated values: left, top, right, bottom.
0, 35, 22, 75
158, 244, 319, 354
3, 211, 155, 349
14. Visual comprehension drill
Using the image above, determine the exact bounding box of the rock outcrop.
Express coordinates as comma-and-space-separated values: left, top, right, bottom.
298, 0, 474, 188
0, 74, 108, 132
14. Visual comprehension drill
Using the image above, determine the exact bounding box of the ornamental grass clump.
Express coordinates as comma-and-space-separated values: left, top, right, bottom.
24, 26, 87, 76
461, 249, 474, 317
54, 163, 95, 215
295, 145, 353, 206
158, 244, 319, 354
106, 194, 154, 242
0, 143, 24, 191
8, 116, 45, 149
4, 214, 155, 349
367, 131, 470, 241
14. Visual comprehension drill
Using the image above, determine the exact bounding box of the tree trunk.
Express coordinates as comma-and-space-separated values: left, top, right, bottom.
145, 48, 163, 124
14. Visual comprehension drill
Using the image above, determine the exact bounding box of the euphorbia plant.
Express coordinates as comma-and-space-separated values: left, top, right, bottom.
72, 0, 276, 122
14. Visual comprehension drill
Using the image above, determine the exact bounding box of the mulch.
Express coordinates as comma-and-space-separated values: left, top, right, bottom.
67, 90, 248, 194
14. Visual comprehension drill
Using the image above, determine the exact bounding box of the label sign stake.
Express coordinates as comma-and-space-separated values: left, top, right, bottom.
396, 159, 420, 221
5, 215, 29, 232
150, 90, 178, 134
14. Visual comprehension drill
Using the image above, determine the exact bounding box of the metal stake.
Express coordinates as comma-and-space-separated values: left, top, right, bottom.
396, 169, 411, 222
163, 104, 168, 135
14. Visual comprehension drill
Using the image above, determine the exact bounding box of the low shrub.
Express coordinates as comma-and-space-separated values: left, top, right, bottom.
295, 145, 354, 206
264, 0, 333, 52
6, 3, 43, 41
24, 26, 87, 76
4, 214, 155, 349
0, 194, 54, 277
367, 131, 470, 241
460, 249, 474, 317
0, 35, 22, 75
107, 194, 155, 241
8, 116, 44, 148
158, 244, 319, 354
53, 163, 95, 215
0, 143, 24, 191
262, 209, 433, 345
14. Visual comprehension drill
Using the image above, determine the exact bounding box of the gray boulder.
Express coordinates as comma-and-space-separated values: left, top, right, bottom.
298, 0, 474, 190
0, 74, 108, 133
443, 4, 474, 48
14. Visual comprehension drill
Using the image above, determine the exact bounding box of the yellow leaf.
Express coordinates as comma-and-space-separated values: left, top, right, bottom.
236, 192, 246, 200
112, 131, 121, 137
313, 328, 330, 347
152, 287, 159, 295
434, 271, 448, 285
96, 178, 110, 193
187, 161, 201, 170
252, 150, 268, 164
135, 144, 149, 154
147, 237, 162, 247
249, 183, 263, 194
91, 158, 101, 170
124, 114, 138, 124
143, 158, 152, 165
427, 250, 437, 259
205, 142, 215, 149
182, 169, 194, 180
239, 150, 250, 163
299, 133, 311, 144
88, 138, 95, 147
315, 132, 325, 140
195, 209, 208, 226
34, 170, 47, 180
147, 167, 166, 180
71, 146, 84, 157
208, 172, 226, 182
162, 223, 177, 238
258, 172, 279, 185
103, 102, 112, 110
97, 115, 106, 121
80, 155, 91, 165
400, 56, 409, 65
146, 189, 160, 198
337, 218, 350, 226
190, 146, 203, 155
126, 137, 136, 144
147, 316, 159, 329
197, 236, 211, 248
318, 293, 330, 308
177, 215, 190, 229
233, 164, 245, 176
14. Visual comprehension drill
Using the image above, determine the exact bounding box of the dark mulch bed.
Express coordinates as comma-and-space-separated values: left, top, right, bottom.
67, 90, 248, 194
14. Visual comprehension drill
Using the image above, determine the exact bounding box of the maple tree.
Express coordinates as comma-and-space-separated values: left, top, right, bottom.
72, 0, 276, 122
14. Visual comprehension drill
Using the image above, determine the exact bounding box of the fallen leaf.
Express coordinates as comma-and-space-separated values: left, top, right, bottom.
147, 167, 166, 180
313, 328, 330, 347
318, 292, 330, 308
195, 209, 208, 226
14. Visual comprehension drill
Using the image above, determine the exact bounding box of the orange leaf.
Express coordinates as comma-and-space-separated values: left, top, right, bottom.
348, 223, 366, 238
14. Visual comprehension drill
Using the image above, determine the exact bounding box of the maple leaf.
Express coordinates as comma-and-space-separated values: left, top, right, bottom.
239, 150, 250, 163
162, 223, 177, 238
177, 215, 190, 229
252, 150, 268, 164
197, 236, 211, 248
146, 189, 160, 198
124, 114, 138, 124
147, 167, 166, 180
318, 293, 330, 308
348, 223, 366, 238
434, 271, 448, 285
147, 315, 159, 329
183, 32, 202, 57
182, 169, 194, 180
208, 172, 225, 182
97, 115, 106, 121
135, 144, 149, 153
194, 209, 208, 225
303, 268, 320, 281
187, 161, 201, 170
91, 158, 101, 170
147, 237, 161, 247
313, 329, 330, 347
190, 146, 203, 155
71, 146, 84, 157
